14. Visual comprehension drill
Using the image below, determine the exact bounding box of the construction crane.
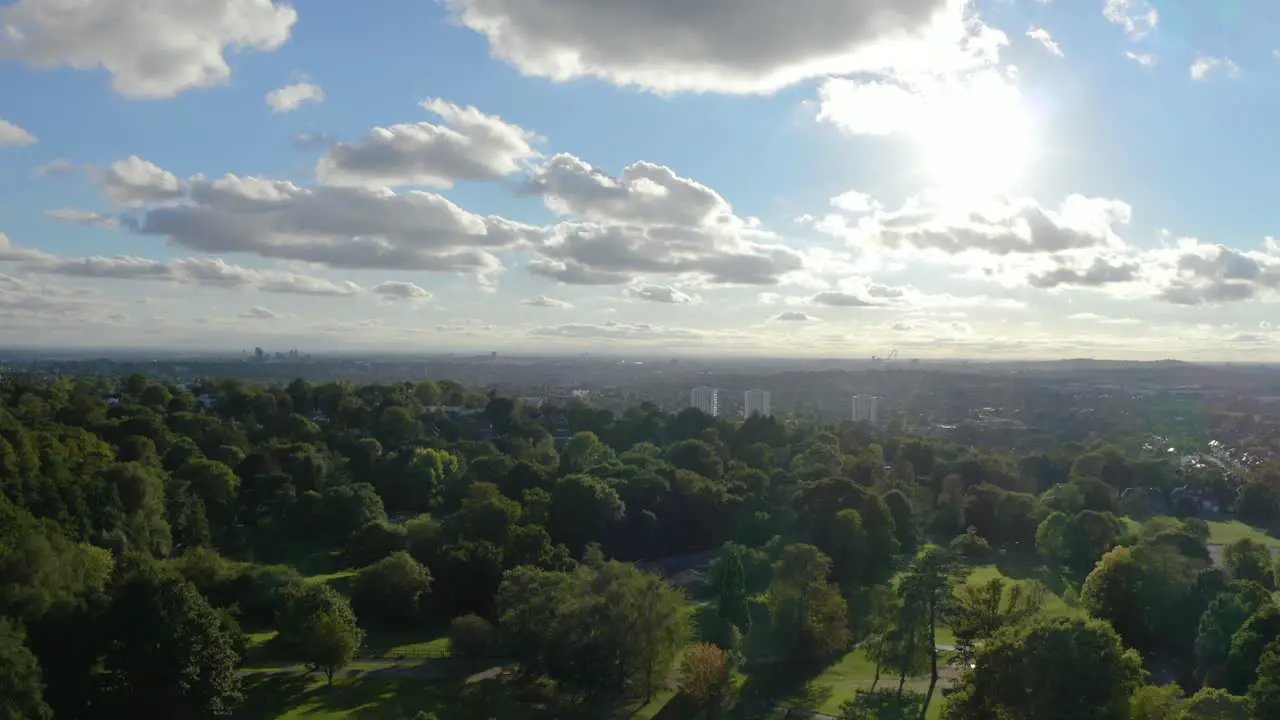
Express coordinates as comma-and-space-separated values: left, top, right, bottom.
871, 349, 899, 368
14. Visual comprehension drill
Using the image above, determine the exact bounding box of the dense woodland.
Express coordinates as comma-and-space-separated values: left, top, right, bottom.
6, 374, 1280, 718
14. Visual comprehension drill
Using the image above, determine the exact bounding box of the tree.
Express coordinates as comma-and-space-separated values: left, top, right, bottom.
1223, 539, 1275, 589
1249, 643, 1280, 720
1176, 688, 1248, 719
0, 618, 52, 720
768, 544, 850, 659
949, 577, 1045, 667
99, 567, 242, 717
349, 551, 432, 631
304, 607, 363, 685
679, 642, 734, 719
715, 543, 751, 633
1225, 605, 1280, 693
883, 490, 919, 556
548, 474, 624, 554
1130, 684, 1183, 720
1195, 583, 1272, 688
944, 617, 1143, 720
449, 614, 495, 662
898, 547, 963, 719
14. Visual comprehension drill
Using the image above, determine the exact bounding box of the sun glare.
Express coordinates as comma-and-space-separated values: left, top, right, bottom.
910, 74, 1038, 200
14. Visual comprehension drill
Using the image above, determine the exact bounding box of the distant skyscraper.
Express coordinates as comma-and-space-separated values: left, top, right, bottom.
744, 389, 772, 418
690, 386, 719, 416
852, 395, 879, 425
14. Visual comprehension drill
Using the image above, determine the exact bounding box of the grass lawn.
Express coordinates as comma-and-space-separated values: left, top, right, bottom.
1206, 520, 1280, 548
363, 630, 450, 660
730, 647, 947, 719
237, 668, 678, 720
931, 564, 1081, 647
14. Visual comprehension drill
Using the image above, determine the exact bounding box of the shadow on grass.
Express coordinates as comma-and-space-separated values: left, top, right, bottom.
734, 659, 833, 714
235, 669, 667, 720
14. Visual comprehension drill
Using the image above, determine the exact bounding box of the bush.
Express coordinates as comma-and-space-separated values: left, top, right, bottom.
349, 551, 432, 631
346, 520, 408, 567
950, 526, 995, 562
448, 613, 494, 661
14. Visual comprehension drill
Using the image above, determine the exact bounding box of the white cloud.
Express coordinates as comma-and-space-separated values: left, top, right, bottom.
530, 153, 734, 226
241, 306, 286, 320
1026, 27, 1063, 57
527, 154, 806, 286
528, 320, 746, 345
626, 284, 696, 304
442, 0, 997, 94
112, 168, 539, 278
33, 158, 72, 177
0, 0, 297, 98
774, 310, 819, 322
0, 118, 36, 147
1103, 0, 1158, 40
831, 190, 881, 214
13, 252, 365, 297
1125, 51, 1157, 67
266, 81, 324, 113
521, 295, 573, 308
1190, 55, 1240, 81
373, 281, 432, 302
316, 99, 541, 188
45, 208, 121, 229
822, 192, 1132, 257
89, 155, 187, 208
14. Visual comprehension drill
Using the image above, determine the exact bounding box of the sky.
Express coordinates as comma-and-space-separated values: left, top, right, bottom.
2, 0, 1279, 360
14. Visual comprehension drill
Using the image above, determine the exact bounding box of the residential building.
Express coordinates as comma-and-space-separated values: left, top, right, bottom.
744, 389, 772, 418
690, 386, 720, 416
852, 395, 879, 425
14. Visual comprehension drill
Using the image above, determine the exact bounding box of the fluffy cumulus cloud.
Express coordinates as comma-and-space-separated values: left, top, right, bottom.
1152, 241, 1280, 305
316, 99, 541, 188
527, 154, 805, 286
0, 118, 36, 147
266, 81, 324, 113
89, 156, 188, 208
442, 0, 986, 94
0, 0, 297, 98
824, 192, 1132, 257
521, 295, 572, 308
774, 310, 818, 322
373, 281, 432, 302
105, 166, 540, 278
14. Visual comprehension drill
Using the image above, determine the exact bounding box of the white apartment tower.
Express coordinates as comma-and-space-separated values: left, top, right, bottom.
852, 395, 879, 425
690, 386, 720, 417
744, 389, 772, 418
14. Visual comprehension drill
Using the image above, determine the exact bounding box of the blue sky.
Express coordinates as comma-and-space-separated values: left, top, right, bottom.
2, 0, 1280, 358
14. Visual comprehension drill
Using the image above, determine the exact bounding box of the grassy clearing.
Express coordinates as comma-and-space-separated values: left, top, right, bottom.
1206, 520, 1280, 548
237, 668, 677, 720
730, 647, 947, 719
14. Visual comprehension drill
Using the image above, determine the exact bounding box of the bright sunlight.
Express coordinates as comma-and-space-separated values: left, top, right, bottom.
910, 72, 1038, 199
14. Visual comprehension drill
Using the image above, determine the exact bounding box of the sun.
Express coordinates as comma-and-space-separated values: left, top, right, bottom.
909, 74, 1038, 200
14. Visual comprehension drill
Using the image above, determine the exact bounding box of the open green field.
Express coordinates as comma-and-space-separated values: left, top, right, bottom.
1206, 520, 1280, 548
